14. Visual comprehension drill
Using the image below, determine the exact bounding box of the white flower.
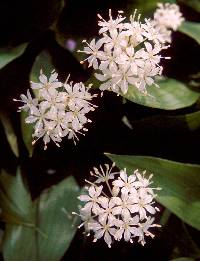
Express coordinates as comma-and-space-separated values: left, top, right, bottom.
44, 109, 70, 136
143, 42, 161, 65
123, 12, 144, 46
98, 197, 116, 222
90, 163, 118, 184
15, 72, 97, 149
116, 46, 144, 74
75, 165, 161, 248
133, 170, 153, 188
154, 3, 184, 31
66, 107, 89, 132
98, 9, 125, 34
72, 207, 95, 232
114, 215, 140, 242
136, 217, 161, 246
78, 39, 105, 69
152, 3, 184, 44
80, 9, 169, 95
142, 19, 165, 45
131, 189, 157, 220
96, 63, 137, 94
112, 169, 137, 194
31, 70, 62, 92
101, 29, 128, 51
133, 170, 161, 196
39, 87, 66, 111
89, 218, 116, 248
112, 191, 137, 219
64, 82, 97, 111
33, 127, 62, 150
136, 61, 162, 93
78, 186, 103, 215
25, 103, 48, 130
14, 90, 38, 113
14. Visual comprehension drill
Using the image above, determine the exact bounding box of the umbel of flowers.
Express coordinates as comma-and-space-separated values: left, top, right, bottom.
74, 164, 161, 248
153, 3, 184, 43
79, 3, 184, 96
14, 70, 97, 149
79, 10, 168, 95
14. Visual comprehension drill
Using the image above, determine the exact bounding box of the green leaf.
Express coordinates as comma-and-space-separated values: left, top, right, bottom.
106, 154, 200, 230
179, 21, 200, 45
129, 110, 200, 132
2, 225, 37, 261
123, 78, 200, 110
0, 168, 33, 223
35, 176, 80, 260
0, 112, 19, 157
20, 111, 34, 157
31, 51, 54, 82
1, 170, 80, 261
0, 164, 34, 261
0, 44, 27, 70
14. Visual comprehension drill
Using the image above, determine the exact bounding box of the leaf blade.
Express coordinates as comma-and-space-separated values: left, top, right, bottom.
36, 176, 80, 261
0, 169, 33, 221
30, 51, 54, 82
1, 171, 80, 261
124, 78, 200, 110
0, 112, 19, 157
106, 154, 200, 230
20, 111, 34, 157
0, 44, 27, 70
2, 225, 37, 261
179, 21, 200, 45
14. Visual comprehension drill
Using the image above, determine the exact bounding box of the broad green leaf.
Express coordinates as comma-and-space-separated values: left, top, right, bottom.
0, 168, 33, 223
35, 176, 80, 261
2, 225, 37, 261
129, 110, 200, 132
124, 78, 200, 110
1, 170, 80, 261
31, 51, 54, 82
106, 154, 200, 230
20, 111, 34, 157
0, 44, 27, 70
0, 112, 19, 157
170, 257, 195, 261
179, 21, 200, 45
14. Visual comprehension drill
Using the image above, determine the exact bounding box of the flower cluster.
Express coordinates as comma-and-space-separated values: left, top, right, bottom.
153, 3, 184, 43
15, 70, 97, 149
74, 164, 161, 248
78, 9, 169, 95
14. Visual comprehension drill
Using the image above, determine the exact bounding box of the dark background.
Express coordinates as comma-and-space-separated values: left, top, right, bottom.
0, 0, 200, 260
